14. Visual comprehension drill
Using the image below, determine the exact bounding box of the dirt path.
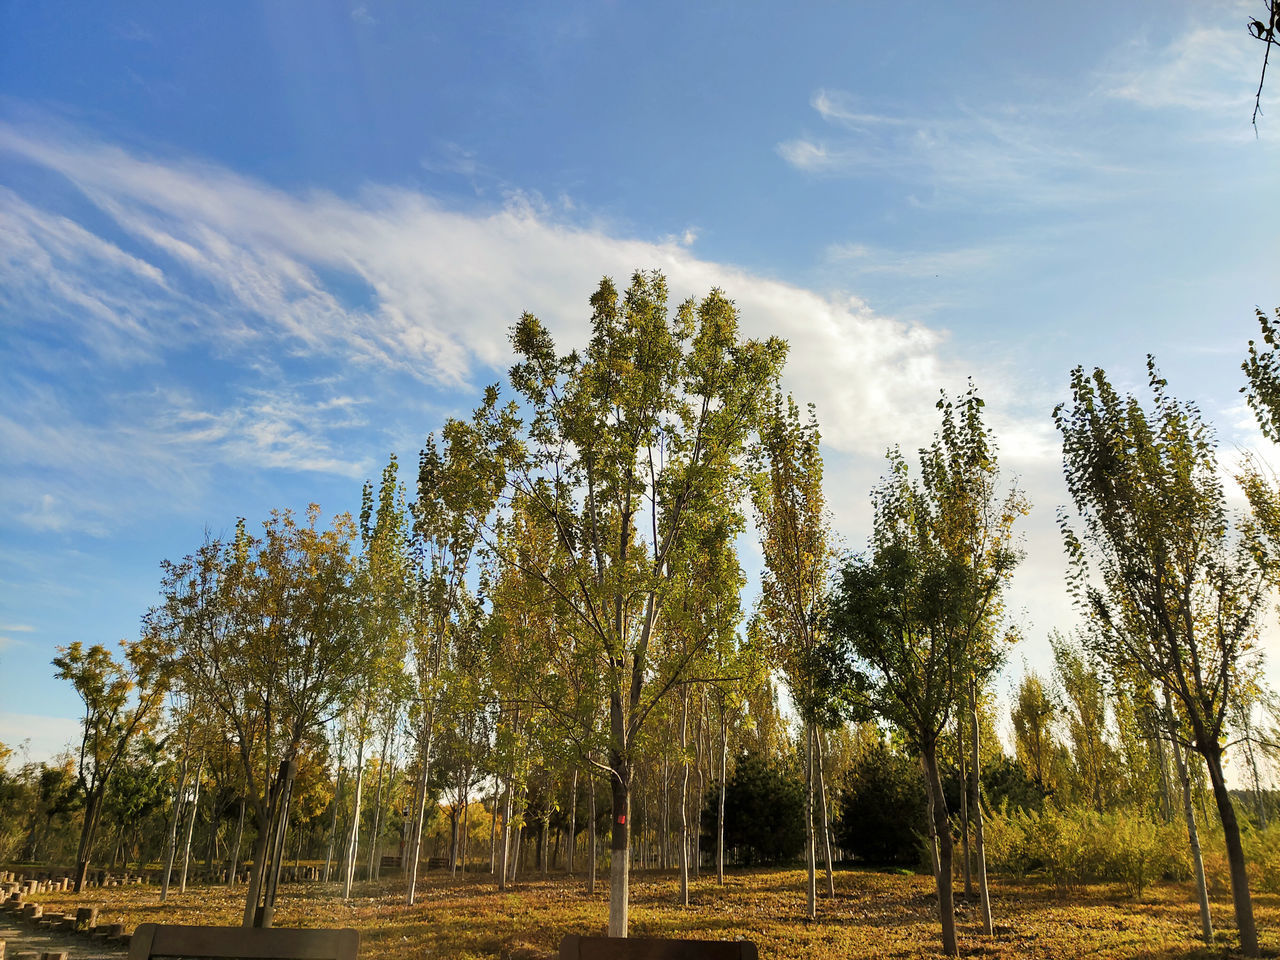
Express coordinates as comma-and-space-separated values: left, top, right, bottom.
0, 917, 126, 960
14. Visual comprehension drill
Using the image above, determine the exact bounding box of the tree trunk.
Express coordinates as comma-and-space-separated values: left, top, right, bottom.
367, 724, 393, 881
957, 713, 972, 899
462, 783, 472, 875
567, 767, 578, 875
1201, 744, 1257, 956
499, 772, 514, 890
404, 719, 436, 906
227, 798, 246, 887
258, 760, 297, 928
678, 689, 690, 907
922, 743, 957, 958
179, 754, 205, 892
324, 756, 345, 884
717, 708, 727, 885
1167, 696, 1212, 946
242, 758, 294, 928
342, 736, 366, 899
815, 728, 835, 897
73, 784, 107, 894
969, 680, 993, 936
161, 752, 190, 902
489, 784, 499, 875
588, 772, 598, 895
608, 760, 631, 937
803, 722, 816, 920
541, 814, 550, 879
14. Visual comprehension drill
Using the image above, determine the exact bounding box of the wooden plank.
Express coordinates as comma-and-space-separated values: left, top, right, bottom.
558, 935, 758, 960
128, 924, 358, 960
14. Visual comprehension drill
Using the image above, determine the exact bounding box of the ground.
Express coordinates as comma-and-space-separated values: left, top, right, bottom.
20, 868, 1280, 960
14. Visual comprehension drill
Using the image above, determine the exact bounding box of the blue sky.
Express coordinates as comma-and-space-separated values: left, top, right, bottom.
2, 1, 1278, 763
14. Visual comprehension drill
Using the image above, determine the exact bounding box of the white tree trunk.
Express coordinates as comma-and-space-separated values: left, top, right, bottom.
678, 689, 690, 907
342, 736, 366, 899
179, 754, 205, 893
970, 680, 993, 935
160, 751, 189, 902
804, 722, 816, 920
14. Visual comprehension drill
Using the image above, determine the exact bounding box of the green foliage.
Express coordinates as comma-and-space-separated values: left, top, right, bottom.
828, 384, 1026, 752
981, 755, 1050, 814
1241, 306, 1280, 442
715, 748, 806, 866
984, 803, 1188, 898
833, 741, 928, 865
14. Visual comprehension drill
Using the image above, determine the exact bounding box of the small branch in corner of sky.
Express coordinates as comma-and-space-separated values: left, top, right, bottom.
1250, 0, 1279, 136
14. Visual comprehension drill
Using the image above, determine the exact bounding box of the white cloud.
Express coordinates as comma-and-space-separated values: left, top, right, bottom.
1102, 25, 1264, 114
778, 89, 1124, 209
1, 119, 959, 465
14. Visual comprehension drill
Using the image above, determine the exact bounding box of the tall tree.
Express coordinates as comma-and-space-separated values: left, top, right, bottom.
342, 456, 411, 899
53, 636, 170, 892
751, 392, 837, 917
827, 386, 1024, 958
1051, 634, 1115, 813
473, 271, 785, 936
1010, 670, 1058, 792
1055, 359, 1267, 956
403, 397, 511, 905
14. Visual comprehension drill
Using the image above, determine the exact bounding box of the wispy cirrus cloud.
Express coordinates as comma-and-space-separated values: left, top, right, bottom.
1100, 20, 1271, 120
0, 116, 971, 536
779, 89, 1126, 211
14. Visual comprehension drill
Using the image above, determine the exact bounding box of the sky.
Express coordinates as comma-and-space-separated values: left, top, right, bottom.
2, 0, 1279, 767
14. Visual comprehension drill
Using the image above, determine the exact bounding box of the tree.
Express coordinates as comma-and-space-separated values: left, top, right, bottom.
341, 456, 411, 900
1010, 670, 1058, 793
474, 271, 785, 936
152, 506, 366, 927
1055, 359, 1267, 956
834, 739, 928, 865
751, 391, 839, 915
827, 385, 1024, 958
714, 748, 805, 866
53, 635, 170, 892
403, 398, 511, 905
1051, 634, 1115, 813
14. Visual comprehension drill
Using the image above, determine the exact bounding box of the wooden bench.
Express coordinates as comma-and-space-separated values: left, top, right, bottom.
558, 935, 758, 960
128, 924, 359, 960
425, 857, 449, 870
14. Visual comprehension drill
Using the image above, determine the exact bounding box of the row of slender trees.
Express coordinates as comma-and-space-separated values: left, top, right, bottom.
26, 284, 1280, 956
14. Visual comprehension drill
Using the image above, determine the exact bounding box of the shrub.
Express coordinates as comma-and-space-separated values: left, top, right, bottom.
984, 803, 1188, 897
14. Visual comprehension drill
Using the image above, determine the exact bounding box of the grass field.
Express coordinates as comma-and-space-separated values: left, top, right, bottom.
29, 867, 1280, 959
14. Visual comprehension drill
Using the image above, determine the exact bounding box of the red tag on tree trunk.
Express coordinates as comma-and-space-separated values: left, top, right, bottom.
617, 814, 626, 824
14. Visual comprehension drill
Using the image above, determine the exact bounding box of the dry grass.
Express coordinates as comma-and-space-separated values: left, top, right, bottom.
30, 867, 1280, 960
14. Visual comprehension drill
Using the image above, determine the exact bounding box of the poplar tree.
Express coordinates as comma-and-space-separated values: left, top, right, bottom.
473, 271, 785, 936
827, 385, 1024, 958
1055, 359, 1267, 956
751, 392, 837, 917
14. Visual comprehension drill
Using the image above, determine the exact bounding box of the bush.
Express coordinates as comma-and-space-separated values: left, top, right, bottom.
1246, 823, 1280, 893
834, 741, 928, 865
983, 803, 1187, 897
